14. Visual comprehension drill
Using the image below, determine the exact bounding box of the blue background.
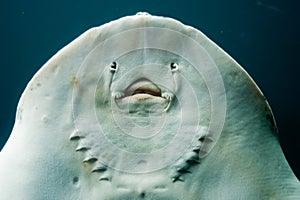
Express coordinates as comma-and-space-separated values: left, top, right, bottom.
0, 0, 299, 179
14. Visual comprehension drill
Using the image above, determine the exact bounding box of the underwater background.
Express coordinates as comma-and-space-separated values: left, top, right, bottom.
0, 0, 299, 179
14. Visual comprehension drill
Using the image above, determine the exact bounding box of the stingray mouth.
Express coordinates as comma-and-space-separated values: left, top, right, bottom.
131, 86, 161, 97
115, 78, 169, 100
113, 78, 173, 112
125, 78, 162, 99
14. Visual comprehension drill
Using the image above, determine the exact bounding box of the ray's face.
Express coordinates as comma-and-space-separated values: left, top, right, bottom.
95, 49, 187, 153
109, 49, 179, 116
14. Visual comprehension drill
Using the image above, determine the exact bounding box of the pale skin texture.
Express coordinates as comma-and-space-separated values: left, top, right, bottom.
0, 13, 299, 199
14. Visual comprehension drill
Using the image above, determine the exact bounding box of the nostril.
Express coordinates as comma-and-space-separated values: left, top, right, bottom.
170, 62, 178, 72
110, 61, 117, 72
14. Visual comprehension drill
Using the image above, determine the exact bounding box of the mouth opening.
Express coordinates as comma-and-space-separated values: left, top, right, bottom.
131, 86, 162, 97
113, 78, 172, 112
124, 78, 162, 98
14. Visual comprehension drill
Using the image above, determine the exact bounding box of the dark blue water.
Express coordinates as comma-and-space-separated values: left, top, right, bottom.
0, 0, 299, 178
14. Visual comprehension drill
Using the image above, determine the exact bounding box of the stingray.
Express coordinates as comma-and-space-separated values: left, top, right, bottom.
0, 13, 299, 199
